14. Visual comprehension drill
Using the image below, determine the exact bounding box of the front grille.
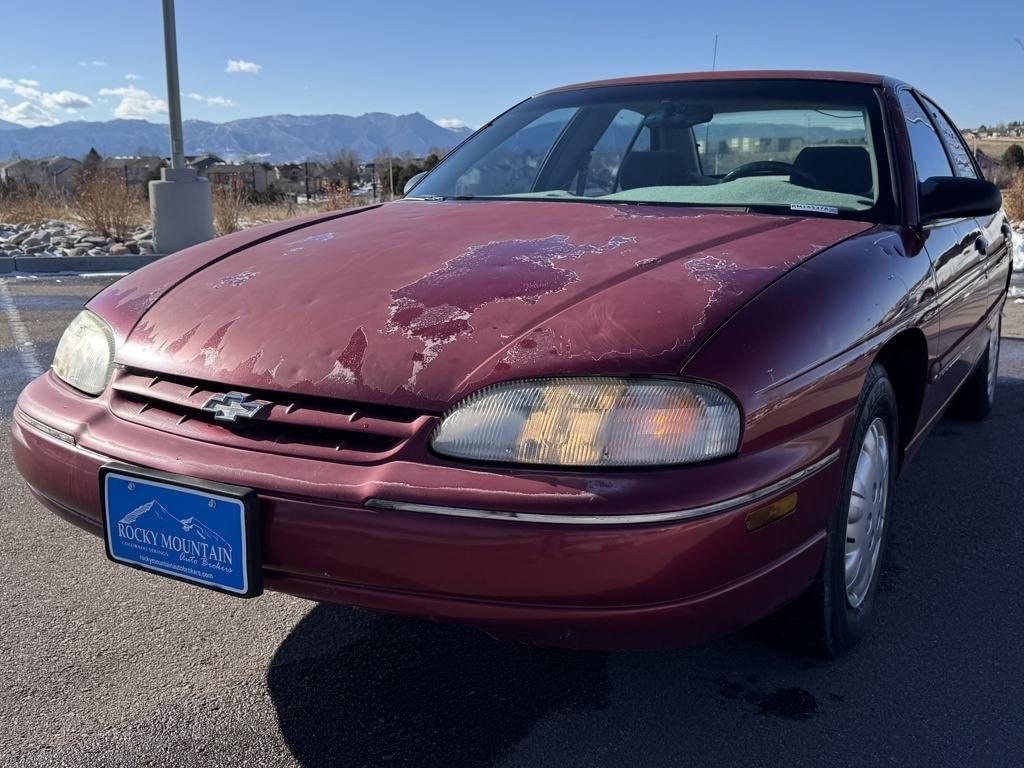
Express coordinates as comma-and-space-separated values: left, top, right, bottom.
108, 368, 432, 463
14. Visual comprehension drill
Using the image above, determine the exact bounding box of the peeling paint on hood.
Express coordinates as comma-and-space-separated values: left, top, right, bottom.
108, 200, 871, 411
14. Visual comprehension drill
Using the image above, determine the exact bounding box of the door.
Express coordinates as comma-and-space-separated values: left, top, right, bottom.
896, 89, 990, 414
918, 95, 1013, 322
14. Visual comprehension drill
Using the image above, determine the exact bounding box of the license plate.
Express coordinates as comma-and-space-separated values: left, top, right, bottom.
100, 464, 262, 597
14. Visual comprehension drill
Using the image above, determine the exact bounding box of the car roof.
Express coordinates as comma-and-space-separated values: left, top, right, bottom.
538, 70, 895, 95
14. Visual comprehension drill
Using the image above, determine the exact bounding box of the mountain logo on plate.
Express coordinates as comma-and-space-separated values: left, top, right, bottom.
117, 499, 234, 569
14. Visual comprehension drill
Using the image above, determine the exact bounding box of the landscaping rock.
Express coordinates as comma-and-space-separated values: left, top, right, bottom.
109, 243, 131, 256
10, 231, 30, 245
137, 239, 155, 253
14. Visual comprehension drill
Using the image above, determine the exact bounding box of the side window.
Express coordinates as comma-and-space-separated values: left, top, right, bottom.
571, 109, 645, 195
898, 90, 953, 183
919, 96, 978, 179
454, 107, 578, 196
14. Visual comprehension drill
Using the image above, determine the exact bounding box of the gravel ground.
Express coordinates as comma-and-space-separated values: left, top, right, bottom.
1, 273, 1023, 768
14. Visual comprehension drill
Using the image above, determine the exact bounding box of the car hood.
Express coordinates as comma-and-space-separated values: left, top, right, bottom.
104, 201, 871, 411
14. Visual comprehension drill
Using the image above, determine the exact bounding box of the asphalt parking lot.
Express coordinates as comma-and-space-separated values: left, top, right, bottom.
2, 272, 1023, 768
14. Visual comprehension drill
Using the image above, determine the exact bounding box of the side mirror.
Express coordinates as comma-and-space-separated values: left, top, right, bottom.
919, 176, 1002, 223
403, 171, 428, 196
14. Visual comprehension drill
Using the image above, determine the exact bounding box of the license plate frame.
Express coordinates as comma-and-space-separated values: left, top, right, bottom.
99, 463, 262, 598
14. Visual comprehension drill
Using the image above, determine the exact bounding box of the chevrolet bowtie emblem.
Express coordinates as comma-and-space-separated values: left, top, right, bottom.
200, 391, 271, 422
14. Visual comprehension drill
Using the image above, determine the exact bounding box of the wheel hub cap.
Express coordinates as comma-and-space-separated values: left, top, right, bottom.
987, 324, 1000, 401
844, 417, 889, 608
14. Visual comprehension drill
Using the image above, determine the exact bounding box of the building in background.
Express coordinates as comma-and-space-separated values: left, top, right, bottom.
206, 162, 271, 194
0, 156, 81, 192
100, 156, 164, 189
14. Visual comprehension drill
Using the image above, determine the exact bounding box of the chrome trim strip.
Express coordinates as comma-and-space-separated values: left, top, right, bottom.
14, 409, 76, 446
366, 449, 842, 526
14, 408, 112, 463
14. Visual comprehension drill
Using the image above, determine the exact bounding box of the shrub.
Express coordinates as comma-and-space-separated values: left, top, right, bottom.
71, 170, 146, 240
0, 182, 68, 227
1003, 171, 1024, 222
212, 180, 246, 236
322, 181, 353, 212
1002, 144, 1024, 170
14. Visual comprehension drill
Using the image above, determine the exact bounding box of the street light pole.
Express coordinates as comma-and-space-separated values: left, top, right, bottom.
149, 0, 214, 254
162, 0, 185, 170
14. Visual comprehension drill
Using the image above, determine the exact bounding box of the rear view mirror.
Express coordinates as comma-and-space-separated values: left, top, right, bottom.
919, 177, 1002, 223
643, 101, 714, 128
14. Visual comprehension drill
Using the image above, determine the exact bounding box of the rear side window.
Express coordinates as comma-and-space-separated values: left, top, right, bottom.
898, 90, 953, 183
919, 96, 977, 178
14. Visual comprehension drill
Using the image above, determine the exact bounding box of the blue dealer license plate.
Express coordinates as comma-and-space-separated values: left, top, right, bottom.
100, 464, 261, 597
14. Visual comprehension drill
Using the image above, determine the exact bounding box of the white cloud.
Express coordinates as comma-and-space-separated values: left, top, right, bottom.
435, 117, 468, 129
0, 98, 57, 127
40, 90, 93, 110
99, 85, 167, 119
78, 60, 107, 67
124, 73, 143, 81
226, 58, 261, 75
186, 92, 237, 107
0, 77, 40, 100
0, 77, 92, 123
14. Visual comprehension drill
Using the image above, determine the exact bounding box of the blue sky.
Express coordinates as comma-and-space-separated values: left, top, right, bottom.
1, 0, 1021, 130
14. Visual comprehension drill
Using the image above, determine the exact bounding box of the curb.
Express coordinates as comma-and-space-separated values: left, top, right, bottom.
0, 253, 165, 274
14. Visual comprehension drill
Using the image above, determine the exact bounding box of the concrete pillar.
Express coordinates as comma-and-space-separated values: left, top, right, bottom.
149, 167, 214, 254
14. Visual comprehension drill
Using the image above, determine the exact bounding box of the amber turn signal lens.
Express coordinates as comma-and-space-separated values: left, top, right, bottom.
744, 493, 798, 532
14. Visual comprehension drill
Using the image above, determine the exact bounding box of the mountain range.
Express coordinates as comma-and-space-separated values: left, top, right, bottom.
0, 112, 473, 163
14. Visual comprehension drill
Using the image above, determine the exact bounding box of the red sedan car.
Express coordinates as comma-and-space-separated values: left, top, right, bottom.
13, 71, 1010, 654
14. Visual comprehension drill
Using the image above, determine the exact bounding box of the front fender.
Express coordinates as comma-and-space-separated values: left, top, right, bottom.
680, 225, 934, 454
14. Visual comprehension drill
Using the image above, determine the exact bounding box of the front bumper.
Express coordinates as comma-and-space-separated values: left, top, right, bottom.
12, 371, 850, 649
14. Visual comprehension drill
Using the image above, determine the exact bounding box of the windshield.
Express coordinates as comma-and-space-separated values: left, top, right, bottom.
410, 79, 894, 220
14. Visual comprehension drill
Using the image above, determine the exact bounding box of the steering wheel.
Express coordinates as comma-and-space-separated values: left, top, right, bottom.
720, 160, 826, 190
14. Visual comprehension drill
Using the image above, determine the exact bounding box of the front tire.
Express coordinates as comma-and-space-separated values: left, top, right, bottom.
796, 363, 898, 656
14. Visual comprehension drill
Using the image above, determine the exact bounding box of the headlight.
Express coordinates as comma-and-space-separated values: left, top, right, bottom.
430, 377, 741, 467
52, 310, 115, 395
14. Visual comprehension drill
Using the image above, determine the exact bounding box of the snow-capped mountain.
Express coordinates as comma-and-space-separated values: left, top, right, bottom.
0, 112, 473, 163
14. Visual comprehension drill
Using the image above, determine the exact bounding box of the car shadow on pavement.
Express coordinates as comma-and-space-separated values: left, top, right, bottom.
266, 608, 610, 768
266, 359, 1024, 768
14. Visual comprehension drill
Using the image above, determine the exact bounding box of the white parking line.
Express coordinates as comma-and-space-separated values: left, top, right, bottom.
0, 279, 44, 379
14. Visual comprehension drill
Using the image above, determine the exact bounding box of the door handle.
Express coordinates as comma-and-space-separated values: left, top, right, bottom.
974, 236, 989, 259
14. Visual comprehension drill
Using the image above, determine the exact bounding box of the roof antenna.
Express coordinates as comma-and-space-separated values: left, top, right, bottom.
705, 33, 719, 172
